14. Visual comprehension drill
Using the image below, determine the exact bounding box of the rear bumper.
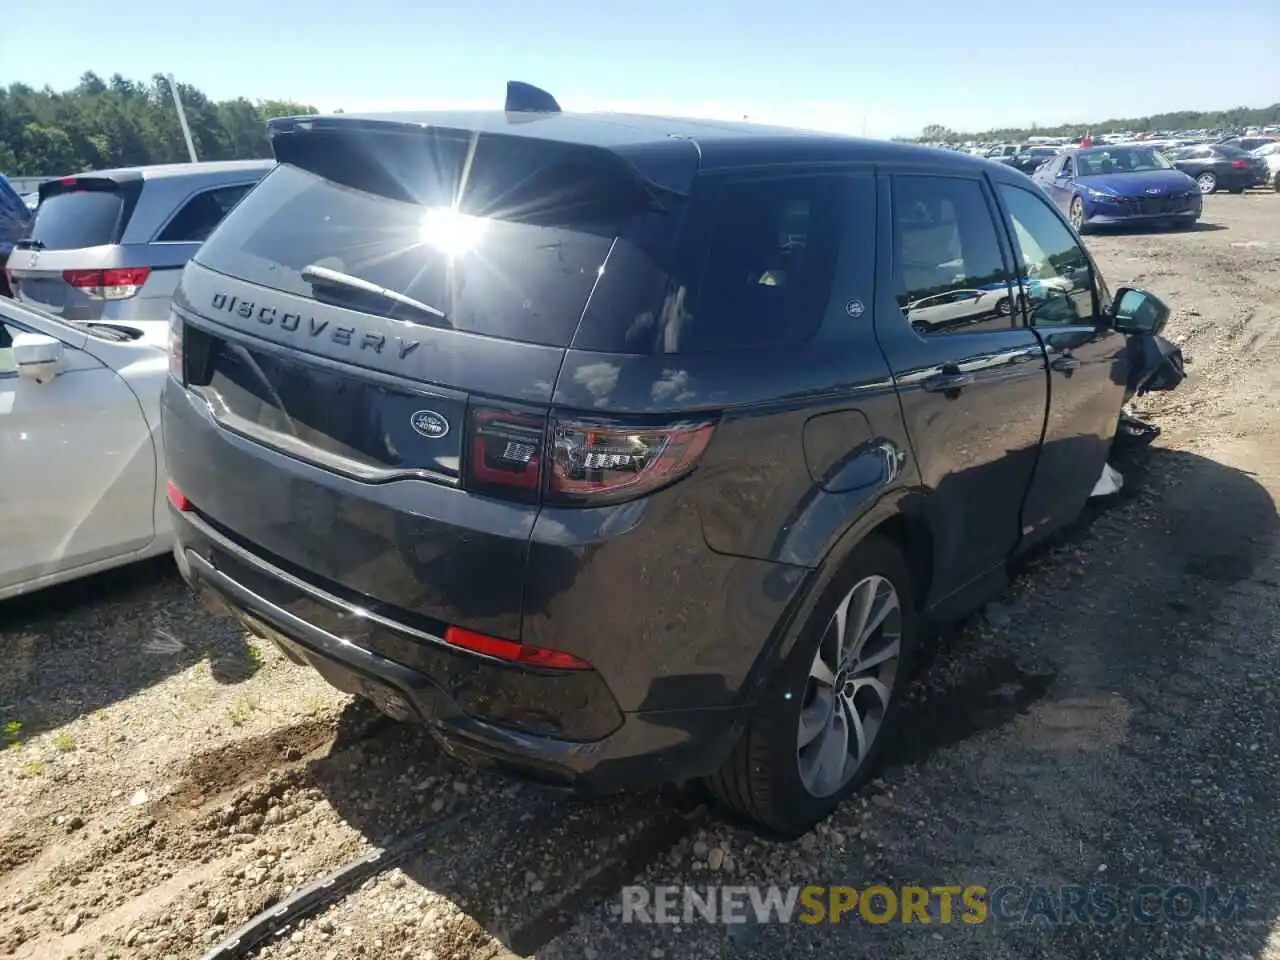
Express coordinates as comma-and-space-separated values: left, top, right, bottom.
172, 508, 749, 793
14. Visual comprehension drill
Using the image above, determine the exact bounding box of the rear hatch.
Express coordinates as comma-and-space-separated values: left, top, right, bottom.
171, 115, 700, 629
7, 175, 145, 320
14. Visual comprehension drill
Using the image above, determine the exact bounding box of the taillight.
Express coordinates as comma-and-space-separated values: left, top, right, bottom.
444, 625, 592, 670
1231, 160, 1248, 168
62, 267, 150, 300
166, 480, 193, 512
548, 419, 716, 504
464, 407, 716, 506
168, 313, 183, 381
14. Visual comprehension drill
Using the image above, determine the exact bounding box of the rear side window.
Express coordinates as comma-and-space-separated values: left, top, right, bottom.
156, 184, 254, 243
195, 139, 645, 348
890, 176, 1014, 336
575, 174, 854, 354
27, 182, 126, 250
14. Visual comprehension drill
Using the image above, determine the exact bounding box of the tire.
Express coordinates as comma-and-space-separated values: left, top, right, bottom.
1273, 173, 1280, 193
1196, 172, 1217, 194
1227, 187, 1245, 194
995, 296, 1012, 316
705, 535, 918, 837
1068, 196, 1089, 234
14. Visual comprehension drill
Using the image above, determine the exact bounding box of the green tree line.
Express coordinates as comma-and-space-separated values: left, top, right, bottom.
0, 72, 317, 176
917, 103, 1280, 143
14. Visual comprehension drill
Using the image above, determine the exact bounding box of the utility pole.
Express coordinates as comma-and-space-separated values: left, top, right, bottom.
167, 74, 199, 163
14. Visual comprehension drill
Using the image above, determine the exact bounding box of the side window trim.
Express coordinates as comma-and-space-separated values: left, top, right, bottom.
152, 181, 256, 244
885, 171, 1019, 337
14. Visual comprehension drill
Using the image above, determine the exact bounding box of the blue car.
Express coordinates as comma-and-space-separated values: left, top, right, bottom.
0, 174, 34, 296
1031, 145, 1202, 234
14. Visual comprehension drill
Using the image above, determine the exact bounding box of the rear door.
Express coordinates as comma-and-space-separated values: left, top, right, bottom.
874, 172, 1048, 602
7, 175, 141, 321
994, 181, 1127, 546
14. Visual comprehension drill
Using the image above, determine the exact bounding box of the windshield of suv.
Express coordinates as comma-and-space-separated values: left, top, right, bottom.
1076, 147, 1173, 176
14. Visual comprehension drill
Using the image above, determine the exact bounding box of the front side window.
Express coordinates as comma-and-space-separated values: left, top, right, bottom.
997, 184, 1097, 327
891, 175, 1014, 336
156, 184, 254, 243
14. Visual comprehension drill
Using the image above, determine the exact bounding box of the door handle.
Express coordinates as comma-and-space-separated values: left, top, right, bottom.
922, 371, 975, 393
1050, 356, 1081, 373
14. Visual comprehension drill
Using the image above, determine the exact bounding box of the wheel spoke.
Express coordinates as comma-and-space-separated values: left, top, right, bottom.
842, 579, 877, 665
811, 705, 849, 796
842, 691, 868, 762
831, 586, 854, 667
852, 676, 893, 713
797, 689, 833, 748
809, 653, 837, 687
846, 580, 897, 666
853, 636, 900, 673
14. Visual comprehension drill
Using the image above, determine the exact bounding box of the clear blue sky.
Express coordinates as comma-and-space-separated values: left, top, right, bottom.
3, 0, 1277, 137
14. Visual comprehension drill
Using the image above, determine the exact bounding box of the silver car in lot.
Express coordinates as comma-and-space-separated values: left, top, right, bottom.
6, 160, 273, 338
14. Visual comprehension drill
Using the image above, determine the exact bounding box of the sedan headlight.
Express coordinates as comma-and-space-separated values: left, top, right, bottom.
1084, 187, 1117, 200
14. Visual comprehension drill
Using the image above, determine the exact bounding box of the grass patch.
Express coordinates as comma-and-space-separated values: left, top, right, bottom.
51, 731, 76, 752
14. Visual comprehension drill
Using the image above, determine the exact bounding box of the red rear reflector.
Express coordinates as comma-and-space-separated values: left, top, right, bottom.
166, 480, 192, 512
62, 267, 150, 300
444, 626, 592, 670
1231, 160, 1248, 168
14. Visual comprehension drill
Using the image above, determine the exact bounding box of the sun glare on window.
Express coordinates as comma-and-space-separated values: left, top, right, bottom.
418, 207, 487, 256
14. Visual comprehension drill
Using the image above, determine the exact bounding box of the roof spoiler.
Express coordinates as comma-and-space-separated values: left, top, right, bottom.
504, 81, 561, 115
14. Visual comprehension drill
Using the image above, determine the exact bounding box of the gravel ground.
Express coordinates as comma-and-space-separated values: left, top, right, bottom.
2, 190, 1278, 960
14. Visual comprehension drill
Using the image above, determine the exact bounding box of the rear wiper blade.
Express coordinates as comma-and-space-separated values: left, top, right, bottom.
15, 238, 45, 250
300, 264, 451, 328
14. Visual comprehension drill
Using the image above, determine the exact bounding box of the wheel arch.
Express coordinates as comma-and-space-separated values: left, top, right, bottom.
739, 488, 940, 702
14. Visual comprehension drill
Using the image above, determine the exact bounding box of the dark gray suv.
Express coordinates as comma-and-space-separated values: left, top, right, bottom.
162, 87, 1175, 835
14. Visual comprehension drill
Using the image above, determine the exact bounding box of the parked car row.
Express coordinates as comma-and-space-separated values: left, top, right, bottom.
0, 86, 1191, 835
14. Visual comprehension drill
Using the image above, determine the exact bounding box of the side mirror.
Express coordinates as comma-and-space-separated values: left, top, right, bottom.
13, 332, 64, 384
1112, 287, 1171, 336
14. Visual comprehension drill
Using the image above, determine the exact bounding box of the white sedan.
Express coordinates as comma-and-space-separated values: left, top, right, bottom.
1252, 142, 1280, 190
0, 296, 173, 600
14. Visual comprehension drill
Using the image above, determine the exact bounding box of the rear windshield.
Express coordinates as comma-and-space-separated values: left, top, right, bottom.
27, 184, 125, 250
195, 133, 652, 348
197, 134, 852, 355
1213, 144, 1250, 158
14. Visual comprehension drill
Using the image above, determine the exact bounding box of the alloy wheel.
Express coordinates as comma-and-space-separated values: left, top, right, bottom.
1069, 198, 1084, 230
1197, 173, 1216, 194
796, 574, 903, 798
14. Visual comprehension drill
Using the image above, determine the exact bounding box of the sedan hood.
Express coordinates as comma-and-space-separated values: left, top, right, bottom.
1079, 169, 1197, 196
